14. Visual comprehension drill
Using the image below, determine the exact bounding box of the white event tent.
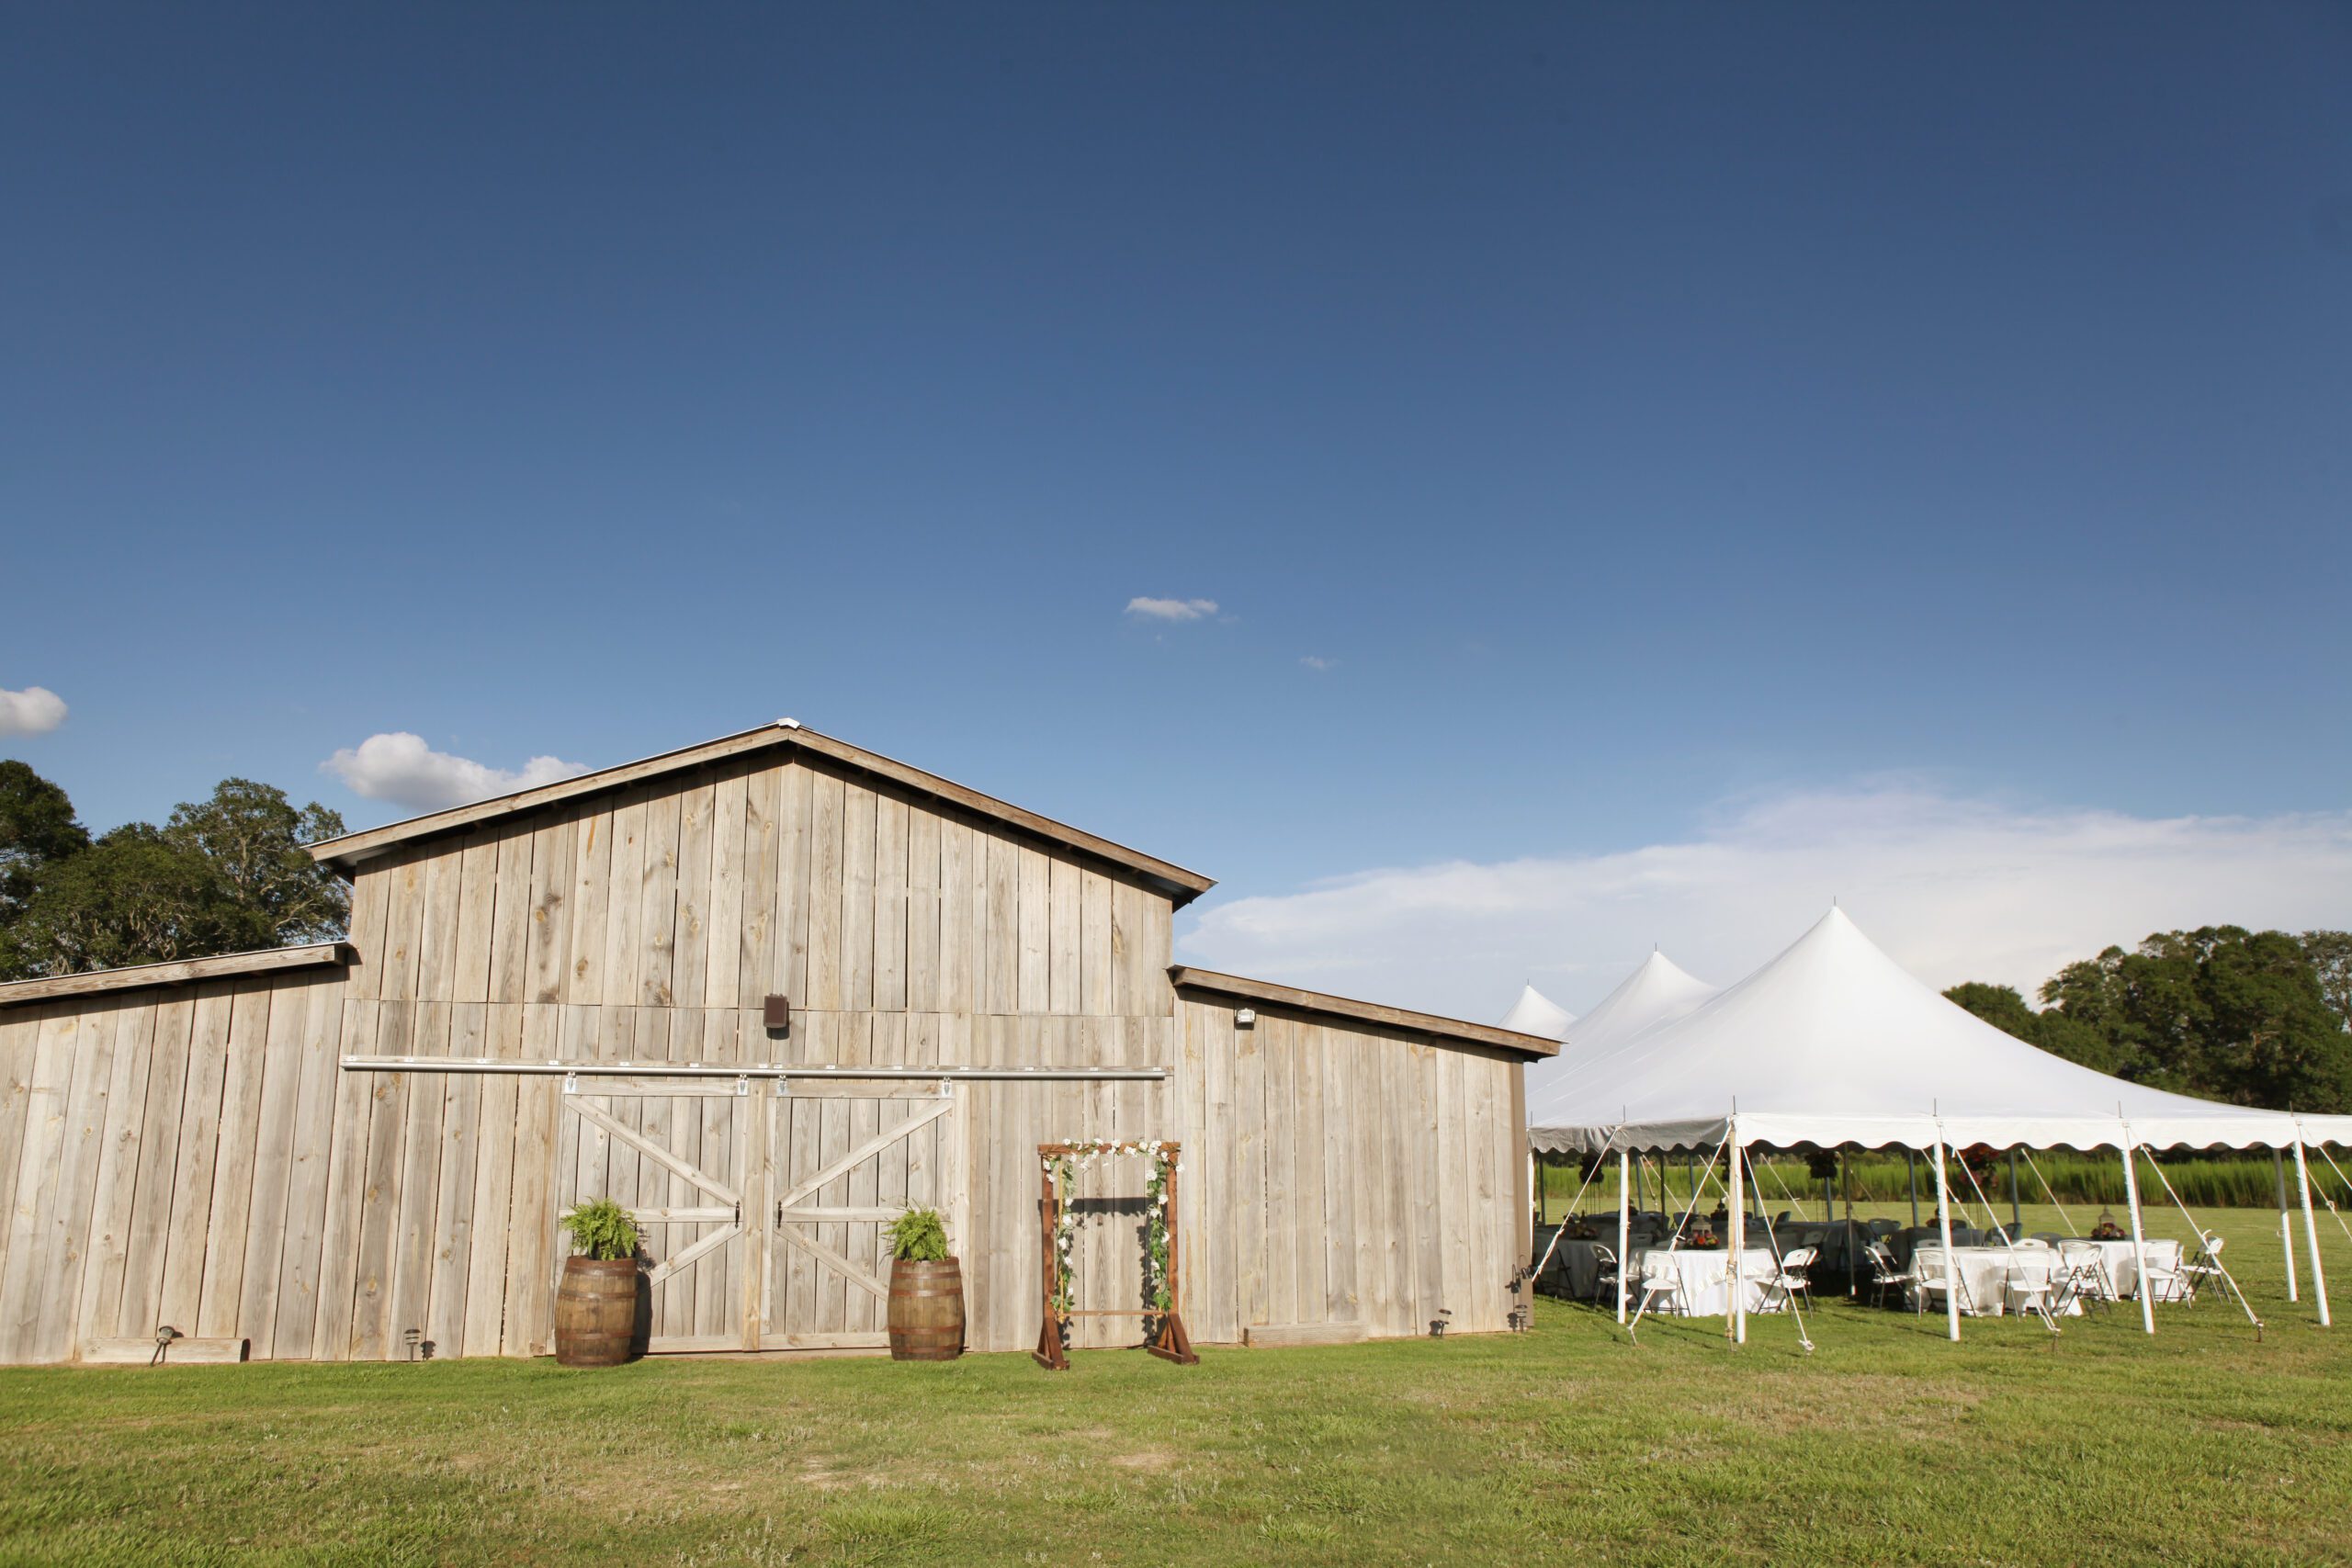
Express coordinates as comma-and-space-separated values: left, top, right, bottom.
1497, 984, 1576, 1042
1535, 908, 2352, 1344
1526, 950, 1714, 1145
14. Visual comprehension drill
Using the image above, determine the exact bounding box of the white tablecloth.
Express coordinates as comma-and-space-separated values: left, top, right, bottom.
2067, 1237, 2183, 1299
1633, 1247, 1778, 1317
1914, 1246, 2074, 1315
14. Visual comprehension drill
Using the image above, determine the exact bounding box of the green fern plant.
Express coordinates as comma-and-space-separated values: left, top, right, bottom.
885, 1207, 950, 1263
560, 1198, 640, 1262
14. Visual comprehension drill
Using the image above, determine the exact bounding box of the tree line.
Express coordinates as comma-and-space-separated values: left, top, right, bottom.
1946, 927, 2352, 1115
0, 760, 348, 981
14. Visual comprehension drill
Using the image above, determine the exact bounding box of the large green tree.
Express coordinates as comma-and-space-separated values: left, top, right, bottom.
0, 764, 347, 980
2300, 931, 2352, 1036
1941, 980, 2120, 1075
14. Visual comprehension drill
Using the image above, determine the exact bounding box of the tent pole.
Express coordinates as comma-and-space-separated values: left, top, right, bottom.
1532, 1151, 1543, 1227
2120, 1134, 2154, 1336
2293, 1134, 2331, 1328
1728, 1120, 1747, 1346
1907, 1149, 1918, 1227
2275, 1150, 2299, 1302
1931, 1131, 1960, 1342
1841, 1147, 1856, 1298
2007, 1149, 2021, 1235
1615, 1148, 1631, 1325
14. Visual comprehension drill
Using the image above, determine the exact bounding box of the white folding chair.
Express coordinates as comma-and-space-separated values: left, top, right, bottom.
1861, 1241, 1909, 1309
1910, 1249, 1965, 1316
1589, 1243, 1623, 1304
2174, 1234, 2228, 1306
1756, 1246, 1817, 1315
1635, 1257, 1686, 1318
2001, 1258, 2060, 1331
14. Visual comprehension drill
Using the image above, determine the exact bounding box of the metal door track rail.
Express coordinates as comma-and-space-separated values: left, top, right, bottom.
339, 1055, 1166, 1081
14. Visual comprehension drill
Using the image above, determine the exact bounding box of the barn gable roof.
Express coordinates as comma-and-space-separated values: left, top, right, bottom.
1170, 966, 1560, 1059
308, 720, 1217, 906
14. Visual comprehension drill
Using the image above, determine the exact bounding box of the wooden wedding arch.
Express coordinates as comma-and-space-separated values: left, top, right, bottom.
1033, 1141, 1200, 1371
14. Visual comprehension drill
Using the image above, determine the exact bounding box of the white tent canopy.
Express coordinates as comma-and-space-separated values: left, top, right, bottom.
1535, 908, 2352, 1156
1496, 984, 1575, 1042
1526, 951, 1716, 1148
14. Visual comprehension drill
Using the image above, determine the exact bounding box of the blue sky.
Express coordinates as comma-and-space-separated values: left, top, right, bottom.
5, 5, 2348, 1018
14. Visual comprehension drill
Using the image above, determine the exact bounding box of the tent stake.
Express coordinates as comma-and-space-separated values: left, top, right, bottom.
2120, 1132, 2154, 1336
2293, 1133, 2331, 1327
2276, 1151, 2299, 1302
1931, 1131, 1961, 1342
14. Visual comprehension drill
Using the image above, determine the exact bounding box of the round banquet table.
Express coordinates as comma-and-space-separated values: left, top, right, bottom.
1632, 1247, 1779, 1317
2065, 1236, 2184, 1299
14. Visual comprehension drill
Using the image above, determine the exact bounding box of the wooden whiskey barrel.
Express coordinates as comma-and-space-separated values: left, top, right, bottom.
887, 1258, 965, 1360
555, 1257, 640, 1367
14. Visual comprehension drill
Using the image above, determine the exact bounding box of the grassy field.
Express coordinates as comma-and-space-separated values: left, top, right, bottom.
1, 1204, 2347, 1566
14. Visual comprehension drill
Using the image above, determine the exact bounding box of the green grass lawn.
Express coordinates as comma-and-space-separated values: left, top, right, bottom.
2, 1204, 2347, 1566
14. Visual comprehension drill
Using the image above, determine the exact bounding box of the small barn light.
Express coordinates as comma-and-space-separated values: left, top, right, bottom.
1235, 1009, 1256, 1028
763, 995, 792, 1033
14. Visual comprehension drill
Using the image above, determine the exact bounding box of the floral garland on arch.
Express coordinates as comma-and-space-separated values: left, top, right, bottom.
1042, 1139, 1182, 1325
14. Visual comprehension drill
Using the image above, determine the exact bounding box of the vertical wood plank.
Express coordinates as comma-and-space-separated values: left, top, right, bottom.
448, 833, 501, 1006
873, 793, 909, 1012
769, 761, 814, 1007
804, 768, 846, 1010
485, 826, 536, 1007
1046, 856, 1080, 1017
564, 808, 612, 1006
1109, 881, 1142, 1017
341, 862, 392, 1003
905, 806, 941, 1013
235, 979, 311, 1351
983, 836, 1019, 1015
670, 778, 718, 1014
460, 1005, 523, 1358
840, 781, 877, 1013
413, 848, 463, 1003
377, 855, 425, 1005
600, 793, 648, 1010
736, 767, 780, 1010
1321, 1026, 1358, 1324
75, 1002, 158, 1346
526, 816, 577, 1007
705, 768, 749, 1010
308, 1002, 375, 1359
271, 977, 346, 1357
1016, 846, 1050, 1014
424, 1066, 481, 1356
502, 1003, 561, 1356
1079, 869, 1114, 1018
1229, 1004, 1267, 1331
195, 986, 273, 1338
637, 784, 684, 1008
157, 987, 235, 1335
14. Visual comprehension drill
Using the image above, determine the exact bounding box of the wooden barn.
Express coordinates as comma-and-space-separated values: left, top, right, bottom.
0, 721, 1553, 1365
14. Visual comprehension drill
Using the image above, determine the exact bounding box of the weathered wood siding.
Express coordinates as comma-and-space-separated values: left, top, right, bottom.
342, 750, 1177, 1026
0, 746, 1534, 1364
1173, 992, 1527, 1342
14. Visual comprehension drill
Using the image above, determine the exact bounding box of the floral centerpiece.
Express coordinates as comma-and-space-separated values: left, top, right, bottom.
1684, 1222, 1720, 1250
2088, 1208, 2128, 1242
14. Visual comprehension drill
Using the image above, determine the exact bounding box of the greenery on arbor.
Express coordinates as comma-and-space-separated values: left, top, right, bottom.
1945, 926, 2352, 1114
0, 759, 347, 981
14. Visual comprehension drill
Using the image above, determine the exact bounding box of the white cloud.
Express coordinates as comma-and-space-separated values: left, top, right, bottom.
323, 732, 592, 812
1179, 780, 2352, 1025
1125, 596, 1219, 623
0, 685, 68, 737
1300, 655, 1338, 671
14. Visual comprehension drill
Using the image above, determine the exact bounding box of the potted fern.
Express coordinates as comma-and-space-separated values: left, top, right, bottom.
555, 1198, 642, 1367
883, 1207, 963, 1360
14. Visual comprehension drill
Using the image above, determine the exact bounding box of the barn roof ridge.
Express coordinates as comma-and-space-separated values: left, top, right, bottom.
1168, 965, 1561, 1058
307, 720, 1217, 905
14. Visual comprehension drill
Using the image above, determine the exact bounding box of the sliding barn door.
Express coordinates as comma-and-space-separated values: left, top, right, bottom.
763, 1082, 963, 1349
555, 1077, 755, 1352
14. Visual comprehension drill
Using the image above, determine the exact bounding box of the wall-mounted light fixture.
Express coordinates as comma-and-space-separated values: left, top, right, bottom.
763, 995, 792, 1033
1235, 1008, 1256, 1028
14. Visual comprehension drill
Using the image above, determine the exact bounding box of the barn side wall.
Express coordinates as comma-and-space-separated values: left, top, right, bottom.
1173, 992, 1528, 1343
